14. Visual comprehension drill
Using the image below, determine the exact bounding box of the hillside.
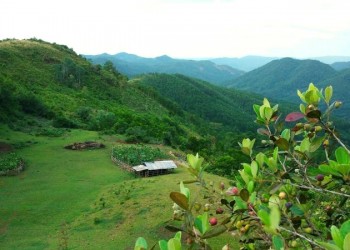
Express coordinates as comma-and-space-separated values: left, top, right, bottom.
210, 55, 278, 72
84, 53, 244, 85
0, 39, 199, 146
226, 57, 337, 100
135, 73, 261, 133
0, 38, 268, 169
331, 61, 350, 71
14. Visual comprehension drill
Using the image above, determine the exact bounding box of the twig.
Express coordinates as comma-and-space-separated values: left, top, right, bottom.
279, 226, 323, 248
287, 182, 350, 198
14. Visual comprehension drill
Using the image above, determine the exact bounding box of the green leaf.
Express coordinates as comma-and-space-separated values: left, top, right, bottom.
202, 225, 227, 239
269, 195, 280, 208
325, 86, 333, 104
239, 169, 250, 185
256, 152, 266, 168
272, 235, 284, 250
240, 188, 250, 202
194, 212, 209, 235
167, 238, 181, 250
270, 206, 280, 231
251, 161, 258, 178
319, 164, 343, 177
344, 233, 350, 250
340, 219, 350, 237
241, 147, 251, 156
300, 103, 306, 113
290, 205, 304, 216
174, 231, 182, 241
310, 136, 326, 152
253, 104, 261, 118
297, 90, 306, 103
258, 209, 270, 227
263, 98, 271, 107
180, 181, 190, 199
264, 107, 273, 121
159, 240, 168, 250
335, 147, 350, 164
317, 241, 341, 250
281, 129, 291, 141
275, 138, 289, 151
135, 237, 148, 250
331, 225, 344, 249
248, 181, 255, 194
170, 192, 189, 210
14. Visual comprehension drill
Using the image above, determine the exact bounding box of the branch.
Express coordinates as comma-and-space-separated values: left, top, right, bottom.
279, 226, 323, 248
287, 182, 350, 198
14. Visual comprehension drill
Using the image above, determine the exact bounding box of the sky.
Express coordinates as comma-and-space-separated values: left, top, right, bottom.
1, 0, 350, 58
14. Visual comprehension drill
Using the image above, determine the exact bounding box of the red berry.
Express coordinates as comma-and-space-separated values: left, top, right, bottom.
316, 174, 324, 182
209, 217, 218, 226
216, 207, 224, 214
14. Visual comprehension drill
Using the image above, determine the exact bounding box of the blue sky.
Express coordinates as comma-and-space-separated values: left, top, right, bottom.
1, 0, 350, 58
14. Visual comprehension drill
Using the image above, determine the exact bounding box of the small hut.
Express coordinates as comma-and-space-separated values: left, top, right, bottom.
132, 160, 177, 177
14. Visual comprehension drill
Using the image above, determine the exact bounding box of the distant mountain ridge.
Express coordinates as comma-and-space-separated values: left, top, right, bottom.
85, 53, 244, 85
226, 57, 350, 117
209, 56, 278, 72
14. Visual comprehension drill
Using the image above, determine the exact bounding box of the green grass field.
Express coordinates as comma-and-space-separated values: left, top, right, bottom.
0, 126, 238, 249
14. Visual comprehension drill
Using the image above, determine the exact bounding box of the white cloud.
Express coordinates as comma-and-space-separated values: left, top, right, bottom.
1, 0, 349, 57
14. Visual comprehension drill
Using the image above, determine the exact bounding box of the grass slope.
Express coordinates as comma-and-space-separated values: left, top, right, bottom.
0, 126, 238, 249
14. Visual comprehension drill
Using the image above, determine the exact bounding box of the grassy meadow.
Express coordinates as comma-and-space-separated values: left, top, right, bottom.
0, 126, 238, 249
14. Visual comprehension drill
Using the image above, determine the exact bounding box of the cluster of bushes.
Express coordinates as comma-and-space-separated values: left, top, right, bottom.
111, 145, 168, 166
0, 152, 24, 174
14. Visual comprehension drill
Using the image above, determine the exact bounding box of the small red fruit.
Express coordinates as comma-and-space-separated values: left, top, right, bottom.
216, 207, 224, 214
227, 186, 239, 196
209, 217, 218, 226
316, 174, 324, 182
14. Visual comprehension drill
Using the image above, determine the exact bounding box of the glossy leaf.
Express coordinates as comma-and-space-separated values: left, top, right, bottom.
251, 161, 258, 178
325, 86, 333, 104
170, 192, 189, 210
310, 136, 326, 152
290, 205, 304, 216
180, 181, 190, 199
240, 188, 250, 202
202, 225, 227, 239
275, 138, 289, 151
306, 110, 321, 119
135, 237, 148, 250
270, 206, 280, 231
317, 241, 341, 250
272, 235, 284, 250
335, 147, 350, 164
285, 112, 304, 122
344, 233, 350, 250
258, 209, 270, 226
159, 240, 168, 250
331, 225, 344, 249
248, 181, 255, 194
167, 238, 181, 250
194, 212, 209, 235
340, 219, 350, 237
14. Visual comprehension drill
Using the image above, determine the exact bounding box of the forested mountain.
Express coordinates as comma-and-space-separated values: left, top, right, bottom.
226, 58, 337, 99
331, 61, 350, 71
84, 53, 244, 85
1, 39, 271, 173
209, 56, 278, 72
135, 73, 262, 133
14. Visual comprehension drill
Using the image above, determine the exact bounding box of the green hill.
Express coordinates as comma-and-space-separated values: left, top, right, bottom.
226, 57, 337, 99
0, 38, 267, 172
85, 53, 244, 85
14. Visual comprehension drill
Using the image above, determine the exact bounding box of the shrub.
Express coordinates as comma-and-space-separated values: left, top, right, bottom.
134, 83, 350, 249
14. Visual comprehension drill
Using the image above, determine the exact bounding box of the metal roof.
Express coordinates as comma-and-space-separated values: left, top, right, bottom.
132, 160, 177, 172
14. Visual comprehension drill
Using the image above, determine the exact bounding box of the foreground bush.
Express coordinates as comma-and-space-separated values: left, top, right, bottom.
134, 84, 350, 250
